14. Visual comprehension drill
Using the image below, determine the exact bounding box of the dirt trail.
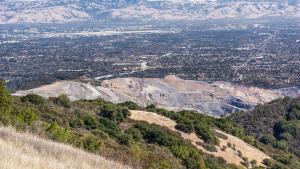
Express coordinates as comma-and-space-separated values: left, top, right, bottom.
130, 110, 271, 167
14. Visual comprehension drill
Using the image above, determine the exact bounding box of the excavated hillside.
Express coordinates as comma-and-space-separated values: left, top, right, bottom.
13, 75, 299, 116
102, 75, 281, 116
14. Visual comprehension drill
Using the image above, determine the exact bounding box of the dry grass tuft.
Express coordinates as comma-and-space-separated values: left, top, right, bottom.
0, 127, 132, 169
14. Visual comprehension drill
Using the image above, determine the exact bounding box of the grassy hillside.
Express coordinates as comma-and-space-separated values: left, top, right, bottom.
1, 80, 299, 169
0, 127, 131, 169
0, 81, 245, 169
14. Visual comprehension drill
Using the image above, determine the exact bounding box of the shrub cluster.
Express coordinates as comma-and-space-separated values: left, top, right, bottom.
21, 94, 46, 105
151, 109, 242, 146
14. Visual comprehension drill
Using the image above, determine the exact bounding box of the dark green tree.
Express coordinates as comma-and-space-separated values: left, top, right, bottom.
0, 81, 12, 125
100, 104, 130, 123
21, 94, 46, 105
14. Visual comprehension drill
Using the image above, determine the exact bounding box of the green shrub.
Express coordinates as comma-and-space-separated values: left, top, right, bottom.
117, 134, 133, 145
203, 144, 217, 152
69, 118, 84, 128
287, 107, 300, 121
263, 158, 273, 167
250, 160, 257, 167
158, 160, 173, 169
237, 150, 242, 157
21, 94, 46, 105
195, 123, 219, 145
13, 107, 38, 126
240, 161, 250, 168
175, 117, 194, 133
98, 117, 121, 138
146, 104, 156, 111
82, 115, 99, 130
244, 135, 256, 145
260, 134, 276, 145
273, 154, 293, 165
214, 118, 244, 138
274, 140, 288, 151
274, 120, 294, 137
126, 127, 142, 142
155, 108, 177, 119
56, 94, 71, 108
81, 134, 103, 152
278, 132, 292, 141
118, 101, 141, 110
134, 123, 176, 146
185, 157, 206, 169
91, 129, 109, 140
99, 104, 130, 123
270, 163, 287, 169
45, 122, 74, 143
171, 146, 191, 160
242, 157, 249, 162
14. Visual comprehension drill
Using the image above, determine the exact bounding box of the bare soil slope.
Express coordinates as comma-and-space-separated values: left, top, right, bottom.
13, 81, 127, 103
102, 75, 281, 116
14, 75, 287, 116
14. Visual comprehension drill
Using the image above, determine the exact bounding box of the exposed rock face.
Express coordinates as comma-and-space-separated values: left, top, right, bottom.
101, 75, 280, 116
13, 81, 127, 103
13, 75, 290, 116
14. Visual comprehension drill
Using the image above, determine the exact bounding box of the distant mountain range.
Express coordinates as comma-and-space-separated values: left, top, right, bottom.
1, 0, 300, 24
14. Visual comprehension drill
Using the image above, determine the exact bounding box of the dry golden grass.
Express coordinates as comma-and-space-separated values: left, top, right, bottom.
0, 127, 132, 169
130, 110, 271, 167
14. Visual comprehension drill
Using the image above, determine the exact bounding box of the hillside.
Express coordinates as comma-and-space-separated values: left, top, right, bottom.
0, 127, 130, 169
1, 0, 300, 24
230, 97, 300, 158
0, 81, 244, 169
2, 80, 300, 168
142, 105, 300, 168
14, 75, 290, 116
130, 110, 270, 166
